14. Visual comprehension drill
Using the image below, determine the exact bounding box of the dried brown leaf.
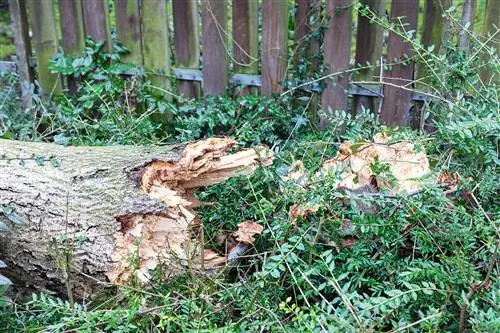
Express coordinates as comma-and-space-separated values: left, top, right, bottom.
233, 222, 264, 244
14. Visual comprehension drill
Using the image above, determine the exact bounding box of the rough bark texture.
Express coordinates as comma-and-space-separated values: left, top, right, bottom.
0, 138, 272, 298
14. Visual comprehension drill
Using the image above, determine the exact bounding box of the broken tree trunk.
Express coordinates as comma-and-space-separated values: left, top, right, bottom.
0, 138, 272, 298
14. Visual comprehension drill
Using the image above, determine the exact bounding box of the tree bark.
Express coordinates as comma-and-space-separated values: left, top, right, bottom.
0, 138, 272, 299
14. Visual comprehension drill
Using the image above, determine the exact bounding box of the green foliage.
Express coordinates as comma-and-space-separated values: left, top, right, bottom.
0, 5, 498, 333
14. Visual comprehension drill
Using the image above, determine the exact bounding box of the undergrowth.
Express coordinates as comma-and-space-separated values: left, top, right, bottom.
0, 5, 498, 333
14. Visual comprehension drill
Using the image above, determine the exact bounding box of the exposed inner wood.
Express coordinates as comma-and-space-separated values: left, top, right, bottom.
109, 138, 273, 284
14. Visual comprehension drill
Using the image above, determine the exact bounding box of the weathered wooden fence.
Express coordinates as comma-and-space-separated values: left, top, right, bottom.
4, 0, 498, 127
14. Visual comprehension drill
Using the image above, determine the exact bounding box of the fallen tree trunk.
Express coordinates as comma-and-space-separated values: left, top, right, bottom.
0, 138, 272, 299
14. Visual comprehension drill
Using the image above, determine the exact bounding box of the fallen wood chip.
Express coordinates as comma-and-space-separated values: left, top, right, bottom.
320, 133, 431, 195
233, 221, 264, 245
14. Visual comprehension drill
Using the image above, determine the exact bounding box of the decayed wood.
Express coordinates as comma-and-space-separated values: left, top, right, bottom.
173, 0, 200, 99
202, 0, 228, 96
8, 0, 34, 109
29, 0, 62, 95
232, 0, 258, 95
82, 0, 112, 51
0, 138, 272, 297
353, 0, 385, 115
261, 0, 288, 96
115, 0, 142, 66
321, 0, 352, 129
380, 0, 419, 126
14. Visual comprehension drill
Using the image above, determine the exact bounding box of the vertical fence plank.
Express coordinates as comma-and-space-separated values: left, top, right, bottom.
115, 0, 142, 65
232, 0, 258, 95
294, 0, 320, 69
173, 0, 200, 99
479, 0, 499, 84
353, 0, 385, 115
295, 0, 321, 119
29, 0, 61, 95
59, 0, 85, 56
421, 0, 450, 53
413, 0, 450, 130
202, 0, 227, 96
141, 0, 171, 95
261, 0, 288, 96
82, 0, 111, 50
320, 0, 352, 128
59, 0, 85, 93
8, 0, 34, 109
458, 0, 477, 51
379, 0, 419, 126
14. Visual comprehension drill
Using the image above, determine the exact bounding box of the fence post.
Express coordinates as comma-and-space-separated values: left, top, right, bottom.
321, 0, 352, 129
82, 0, 112, 51
59, 0, 85, 56
294, 0, 320, 70
479, 0, 499, 84
59, 0, 85, 93
458, 0, 477, 51
295, 0, 321, 120
29, 0, 61, 95
232, 0, 258, 96
353, 0, 384, 115
173, 0, 200, 99
413, 0, 451, 130
8, 0, 34, 109
379, 0, 419, 126
141, 0, 171, 97
261, 0, 288, 96
115, 0, 142, 66
202, 0, 228, 96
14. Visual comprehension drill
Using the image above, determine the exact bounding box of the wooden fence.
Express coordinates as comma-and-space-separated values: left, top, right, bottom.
4, 0, 498, 127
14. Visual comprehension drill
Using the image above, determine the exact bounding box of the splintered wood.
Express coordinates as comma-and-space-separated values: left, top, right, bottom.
107, 138, 272, 284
